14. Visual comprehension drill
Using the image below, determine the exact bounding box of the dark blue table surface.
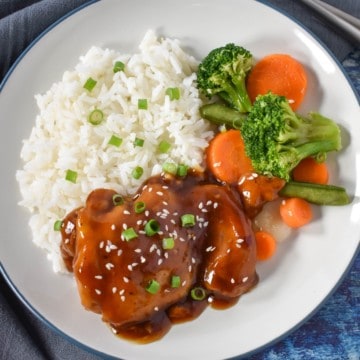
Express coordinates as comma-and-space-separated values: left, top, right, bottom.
0, 1, 359, 359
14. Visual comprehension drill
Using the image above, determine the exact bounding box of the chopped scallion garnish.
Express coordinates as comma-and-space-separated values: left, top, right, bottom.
145, 219, 160, 236
88, 109, 104, 125
146, 279, 160, 294
162, 162, 178, 175
108, 135, 123, 147
83, 77, 97, 91
122, 227, 138, 241
134, 137, 144, 147
190, 287, 207, 301
177, 164, 189, 177
134, 201, 146, 214
65, 169, 78, 183
53, 220, 63, 231
171, 275, 181, 288
165, 87, 180, 100
162, 237, 175, 250
158, 140, 171, 154
138, 98, 148, 110
112, 194, 124, 206
181, 213, 196, 227
132, 166, 144, 180
113, 61, 125, 73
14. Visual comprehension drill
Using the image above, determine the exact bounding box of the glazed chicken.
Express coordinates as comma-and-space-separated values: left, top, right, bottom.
60, 170, 258, 342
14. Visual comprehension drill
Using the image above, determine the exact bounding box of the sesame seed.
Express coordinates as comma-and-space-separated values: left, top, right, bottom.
213, 202, 219, 209
213, 161, 221, 168
134, 248, 142, 253
123, 276, 129, 283
206, 200, 212, 206
208, 296, 214, 303
65, 238, 70, 244
122, 223, 128, 230
99, 241, 104, 249
131, 262, 138, 268
119, 289, 125, 295
227, 249, 231, 253
242, 276, 249, 283
65, 221, 75, 234
156, 249, 161, 256
94, 275, 103, 280
148, 187, 153, 192
136, 219, 143, 225
95, 289, 102, 295
164, 252, 169, 259
162, 185, 169, 189
111, 224, 116, 230
105, 263, 114, 270
120, 295, 126, 302
123, 210, 131, 215
191, 257, 196, 264
188, 265, 192, 272
140, 256, 146, 263
112, 287, 117, 294
201, 208, 208, 213
170, 219, 176, 224
230, 278, 235, 284
162, 201, 168, 206
117, 249, 123, 256
154, 306, 159, 311
149, 244, 157, 253
158, 258, 163, 265
156, 191, 164, 196
198, 202, 203, 209
206, 246, 216, 252
145, 210, 150, 217
182, 280, 187, 286
128, 264, 133, 271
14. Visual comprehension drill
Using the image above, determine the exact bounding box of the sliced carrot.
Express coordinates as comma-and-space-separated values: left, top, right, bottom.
292, 157, 329, 184
246, 54, 307, 111
254, 230, 277, 261
206, 129, 254, 184
279, 197, 313, 228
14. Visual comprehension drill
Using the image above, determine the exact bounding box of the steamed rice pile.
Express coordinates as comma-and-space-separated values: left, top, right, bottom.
16, 30, 215, 273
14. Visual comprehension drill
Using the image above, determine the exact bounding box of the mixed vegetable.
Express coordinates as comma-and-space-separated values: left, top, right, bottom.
197, 43, 350, 260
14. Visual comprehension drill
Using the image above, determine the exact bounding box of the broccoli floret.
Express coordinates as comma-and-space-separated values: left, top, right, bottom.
197, 43, 253, 113
241, 92, 342, 180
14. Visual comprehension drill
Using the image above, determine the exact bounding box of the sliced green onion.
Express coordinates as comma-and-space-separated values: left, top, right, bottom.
146, 279, 160, 294
177, 164, 188, 177
162, 237, 175, 250
162, 162, 178, 175
122, 227, 138, 241
181, 213, 196, 228
138, 98, 148, 110
134, 137, 144, 147
113, 60, 125, 73
134, 201, 146, 214
145, 219, 160, 236
65, 169, 78, 183
54, 220, 63, 231
88, 109, 104, 125
158, 140, 171, 154
132, 166, 144, 180
190, 287, 206, 301
108, 135, 123, 147
112, 194, 124, 206
171, 275, 181, 288
83, 77, 97, 91
165, 87, 180, 100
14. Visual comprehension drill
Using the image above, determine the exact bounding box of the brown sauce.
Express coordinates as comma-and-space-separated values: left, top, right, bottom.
60, 170, 260, 343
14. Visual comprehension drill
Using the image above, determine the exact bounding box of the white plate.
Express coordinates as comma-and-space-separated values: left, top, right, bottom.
0, 0, 359, 359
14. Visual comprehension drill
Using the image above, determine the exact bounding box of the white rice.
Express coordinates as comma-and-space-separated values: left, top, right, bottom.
16, 30, 215, 273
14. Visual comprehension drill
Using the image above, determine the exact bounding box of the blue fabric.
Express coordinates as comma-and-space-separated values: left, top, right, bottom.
0, 1, 359, 359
